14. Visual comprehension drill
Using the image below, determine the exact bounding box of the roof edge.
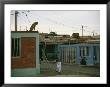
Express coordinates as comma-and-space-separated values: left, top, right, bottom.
11, 31, 39, 33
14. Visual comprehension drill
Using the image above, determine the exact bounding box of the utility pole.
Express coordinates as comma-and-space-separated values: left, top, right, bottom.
92, 31, 95, 36
82, 25, 83, 39
15, 11, 18, 31
81, 25, 87, 39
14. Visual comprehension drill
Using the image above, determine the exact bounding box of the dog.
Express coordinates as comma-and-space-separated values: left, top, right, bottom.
29, 22, 38, 31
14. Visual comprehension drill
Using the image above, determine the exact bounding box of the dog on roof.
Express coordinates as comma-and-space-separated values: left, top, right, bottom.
29, 22, 38, 31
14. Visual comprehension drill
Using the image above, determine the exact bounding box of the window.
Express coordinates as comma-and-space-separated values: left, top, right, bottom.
80, 47, 89, 56
11, 38, 20, 57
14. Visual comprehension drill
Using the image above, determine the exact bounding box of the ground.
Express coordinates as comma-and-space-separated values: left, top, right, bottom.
35, 61, 100, 77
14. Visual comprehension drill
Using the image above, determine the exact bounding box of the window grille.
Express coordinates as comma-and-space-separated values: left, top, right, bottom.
11, 38, 20, 57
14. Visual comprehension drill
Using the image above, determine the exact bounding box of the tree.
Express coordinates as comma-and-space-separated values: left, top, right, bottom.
80, 57, 86, 65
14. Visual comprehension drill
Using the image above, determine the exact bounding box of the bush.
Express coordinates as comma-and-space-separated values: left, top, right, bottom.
80, 57, 86, 65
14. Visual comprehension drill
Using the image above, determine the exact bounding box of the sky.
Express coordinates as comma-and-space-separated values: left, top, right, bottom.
10, 10, 100, 36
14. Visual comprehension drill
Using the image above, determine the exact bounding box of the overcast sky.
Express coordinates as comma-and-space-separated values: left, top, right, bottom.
11, 10, 100, 36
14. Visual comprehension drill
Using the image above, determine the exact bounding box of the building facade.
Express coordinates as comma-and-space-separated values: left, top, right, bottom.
11, 31, 40, 76
58, 44, 100, 65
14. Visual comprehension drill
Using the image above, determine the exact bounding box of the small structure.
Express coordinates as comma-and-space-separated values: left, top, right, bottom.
72, 33, 79, 38
58, 43, 100, 65
11, 31, 40, 76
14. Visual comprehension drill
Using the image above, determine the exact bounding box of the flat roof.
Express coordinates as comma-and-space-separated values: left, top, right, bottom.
11, 31, 39, 33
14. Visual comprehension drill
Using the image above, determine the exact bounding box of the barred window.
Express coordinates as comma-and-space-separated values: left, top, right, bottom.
80, 47, 89, 56
11, 38, 20, 57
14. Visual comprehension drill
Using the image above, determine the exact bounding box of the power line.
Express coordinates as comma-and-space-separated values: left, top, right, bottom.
29, 12, 79, 32
16, 11, 81, 32
11, 11, 100, 35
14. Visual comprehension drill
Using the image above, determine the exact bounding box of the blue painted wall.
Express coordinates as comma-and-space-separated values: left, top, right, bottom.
58, 44, 100, 65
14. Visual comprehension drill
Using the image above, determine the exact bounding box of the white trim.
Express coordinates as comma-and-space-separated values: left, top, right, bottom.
11, 32, 38, 38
